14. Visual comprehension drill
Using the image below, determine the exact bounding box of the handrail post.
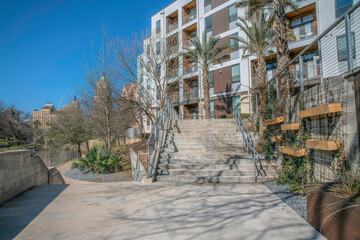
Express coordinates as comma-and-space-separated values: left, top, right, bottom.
299, 55, 304, 92
318, 39, 324, 85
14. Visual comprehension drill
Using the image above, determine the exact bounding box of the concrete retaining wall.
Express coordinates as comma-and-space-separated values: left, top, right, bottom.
0, 150, 65, 204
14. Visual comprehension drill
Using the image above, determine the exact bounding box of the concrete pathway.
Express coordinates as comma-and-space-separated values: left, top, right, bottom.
1, 181, 325, 240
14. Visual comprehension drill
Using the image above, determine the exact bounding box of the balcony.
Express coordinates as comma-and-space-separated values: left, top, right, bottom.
167, 68, 179, 79
291, 22, 316, 42
183, 11, 197, 25
167, 21, 178, 33
183, 89, 199, 102
170, 92, 180, 105
167, 44, 179, 56
183, 64, 198, 75
183, 37, 196, 48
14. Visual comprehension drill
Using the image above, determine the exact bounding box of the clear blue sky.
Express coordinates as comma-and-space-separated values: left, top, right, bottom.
0, 0, 171, 113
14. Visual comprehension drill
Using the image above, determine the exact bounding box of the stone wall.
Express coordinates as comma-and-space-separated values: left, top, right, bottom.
0, 150, 65, 204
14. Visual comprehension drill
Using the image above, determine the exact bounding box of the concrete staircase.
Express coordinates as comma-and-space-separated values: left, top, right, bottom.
155, 119, 278, 183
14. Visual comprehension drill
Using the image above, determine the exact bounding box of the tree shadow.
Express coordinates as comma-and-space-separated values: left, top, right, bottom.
0, 184, 68, 240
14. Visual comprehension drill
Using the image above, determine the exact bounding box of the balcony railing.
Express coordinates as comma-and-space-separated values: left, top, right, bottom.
183, 11, 197, 24
290, 22, 316, 42
183, 64, 198, 74
167, 45, 179, 55
183, 89, 199, 101
170, 92, 179, 104
183, 37, 196, 48
167, 21, 178, 33
167, 68, 179, 79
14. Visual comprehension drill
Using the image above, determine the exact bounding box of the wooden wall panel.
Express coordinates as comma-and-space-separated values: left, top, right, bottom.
214, 98, 232, 118
212, 7, 229, 35
211, 0, 228, 9
213, 66, 231, 94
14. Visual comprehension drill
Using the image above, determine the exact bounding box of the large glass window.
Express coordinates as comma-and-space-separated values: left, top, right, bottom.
290, 14, 314, 28
156, 20, 161, 33
335, 0, 353, 18
337, 33, 356, 61
229, 3, 237, 23
209, 71, 214, 88
156, 41, 160, 55
147, 79, 151, 90
146, 44, 150, 55
204, 0, 211, 7
231, 65, 240, 83
205, 16, 212, 33
210, 100, 214, 118
232, 96, 241, 114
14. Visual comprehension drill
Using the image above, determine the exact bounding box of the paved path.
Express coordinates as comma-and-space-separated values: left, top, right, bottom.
1, 181, 325, 240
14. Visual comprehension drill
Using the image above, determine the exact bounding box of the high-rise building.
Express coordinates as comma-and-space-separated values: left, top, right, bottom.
137, 0, 355, 119
32, 102, 56, 129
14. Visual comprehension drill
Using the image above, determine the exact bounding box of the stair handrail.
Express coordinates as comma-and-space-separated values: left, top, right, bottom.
235, 113, 265, 182
134, 100, 171, 181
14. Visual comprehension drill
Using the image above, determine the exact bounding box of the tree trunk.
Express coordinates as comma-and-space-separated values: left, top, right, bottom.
257, 56, 267, 123
77, 143, 82, 158
86, 141, 90, 151
274, 11, 290, 114
202, 65, 211, 119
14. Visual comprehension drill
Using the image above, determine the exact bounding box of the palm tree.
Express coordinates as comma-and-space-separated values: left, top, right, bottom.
236, 0, 297, 103
180, 32, 229, 119
231, 12, 274, 121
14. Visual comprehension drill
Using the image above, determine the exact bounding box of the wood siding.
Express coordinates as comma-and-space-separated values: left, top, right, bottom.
211, 0, 227, 9
213, 66, 231, 95
212, 7, 229, 35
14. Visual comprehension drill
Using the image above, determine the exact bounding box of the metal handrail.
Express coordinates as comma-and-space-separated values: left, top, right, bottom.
134, 100, 171, 181
266, 1, 360, 86
235, 113, 265, 182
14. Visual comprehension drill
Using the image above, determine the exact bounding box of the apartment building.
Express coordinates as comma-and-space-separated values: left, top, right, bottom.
138, 0, 358, 119
32, 102, 57, 129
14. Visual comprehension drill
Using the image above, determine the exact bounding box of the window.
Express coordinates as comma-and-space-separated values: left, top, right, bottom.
210, 100, 214, 118
290, 14, 314, 28
139, 73, 143, 83
204, 0, 211, 11
205, 16, 212, 33
229, 3, 237, 23
156, 64, 161, 77
147, 116, 150, 127
156, 42, 160, 55
147, 79, 151, 90
231, 65, 240, 83
335, 0, 353, 18
147, 62, 150, 71
209, 71, 214, 88
147, 44, 150, 55
232, 96, 241, 114
337, 33, 356, 61
230, 33, 239, 51
156, 20, 161, 33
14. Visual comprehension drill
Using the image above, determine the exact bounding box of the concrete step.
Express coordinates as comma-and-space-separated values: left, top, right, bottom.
176, 119, 236, 123
160, 151, 251, 160
158, 158, 255, 165
171, 123, 237, 128
167, 134, 244, 139
154, 175, 275, 183
157, 163, 275, 171
156, 169, 258, 177
163, 147, 245, 153
165, 140, 244, 145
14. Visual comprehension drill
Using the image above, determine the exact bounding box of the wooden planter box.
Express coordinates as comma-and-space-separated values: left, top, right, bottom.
306, 139, 340, 151
265, 117, 285, 125
307, 186, 360, 240
298, 103, 342, 118
279, 146, 306, 157
271, 136, 282, 143
281, 123, 301, 131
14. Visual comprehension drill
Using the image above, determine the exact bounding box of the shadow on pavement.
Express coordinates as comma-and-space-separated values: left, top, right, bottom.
0, 184, 68, 240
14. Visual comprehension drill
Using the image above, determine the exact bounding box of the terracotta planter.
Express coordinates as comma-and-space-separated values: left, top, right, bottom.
307, 185, 360, 240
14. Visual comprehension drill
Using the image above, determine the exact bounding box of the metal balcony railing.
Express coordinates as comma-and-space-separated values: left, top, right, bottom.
167, 68, 179, 79
183, 90, 199, 101
167, 21, 178, 33
183, 11, 197, 24
167, 45, 179, 55
183, 64, 198, 74
290, 22, 317, 42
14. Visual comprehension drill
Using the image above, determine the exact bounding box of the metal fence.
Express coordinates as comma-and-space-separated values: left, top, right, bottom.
258, 2, 360, 182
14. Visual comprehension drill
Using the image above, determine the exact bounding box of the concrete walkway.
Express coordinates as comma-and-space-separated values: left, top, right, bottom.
1, 181, 325, 240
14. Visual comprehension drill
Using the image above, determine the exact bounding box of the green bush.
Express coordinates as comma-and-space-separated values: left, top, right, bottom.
72, 147, 122, 174
142, 133, 150, 139
217, 114, 233, 119
240, 113, 250, 119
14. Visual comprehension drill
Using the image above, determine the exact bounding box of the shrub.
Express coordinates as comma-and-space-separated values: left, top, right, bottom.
72, 147, 122, 174
142, 133, 150, 139
217, 114, 233, 119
